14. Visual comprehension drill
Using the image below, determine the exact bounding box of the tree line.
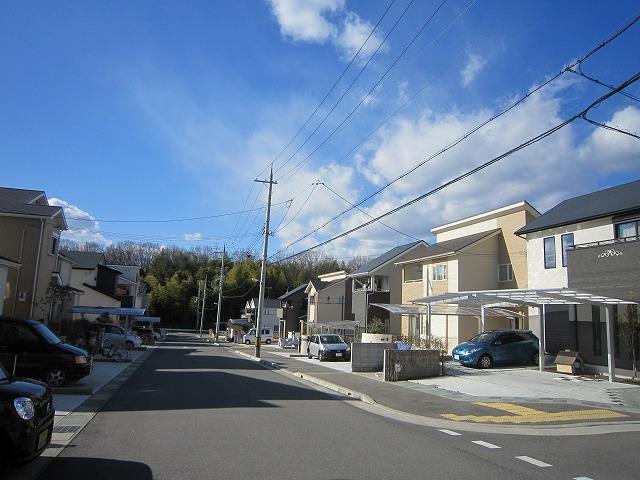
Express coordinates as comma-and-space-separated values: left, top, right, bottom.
61, 240, 369, 328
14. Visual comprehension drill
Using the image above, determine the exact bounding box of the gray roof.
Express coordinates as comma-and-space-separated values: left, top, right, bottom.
406, 229, 501, 262
278, 283, 307, 300
516, 180, 640, 235
0, 187, 65, 223
249, 297, 282, 308
350, 241, 426, 276
60, 250, 105, 269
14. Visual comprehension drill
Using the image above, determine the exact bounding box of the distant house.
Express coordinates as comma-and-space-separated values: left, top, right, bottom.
61, 250, 123, 319
242, 298, 282, 332
0, 187, 68, 320
349, 241, 431, 335
108, 264, 147, 309
516, 180, 640, 371
305, 271, 353, 326
397, 201, 539, 351
278, 284, 308, 335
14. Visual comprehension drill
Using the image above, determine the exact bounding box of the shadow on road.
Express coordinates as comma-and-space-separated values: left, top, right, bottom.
94, 343, 337, 412
38, 457, 153, 480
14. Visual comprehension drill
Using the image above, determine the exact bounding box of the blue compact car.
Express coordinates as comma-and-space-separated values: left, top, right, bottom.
451, 329, 540, 369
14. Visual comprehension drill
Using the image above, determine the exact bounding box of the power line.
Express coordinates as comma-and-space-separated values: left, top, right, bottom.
319, 181, 422, 242
276, 0, 449, 182
581, 115, 640, 140
272, 13, 640, 254
273, 182, 320, 234
274, 70, 640, 262
272, 0, 415, 176
568, 65, 640, 103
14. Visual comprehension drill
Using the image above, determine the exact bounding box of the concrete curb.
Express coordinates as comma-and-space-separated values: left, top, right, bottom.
7, 348, 156, 480
230, 348, 640, 436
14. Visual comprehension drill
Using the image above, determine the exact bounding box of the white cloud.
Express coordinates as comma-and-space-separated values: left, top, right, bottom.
272, 81, 640, 259
267, 0, 344, 43
49, 198, 111, 245
267, 0, 386, 61
184, 232, 204, 241
461, 52, 487, 86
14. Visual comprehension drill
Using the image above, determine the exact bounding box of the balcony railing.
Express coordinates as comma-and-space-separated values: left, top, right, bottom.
569, 235, 639, 250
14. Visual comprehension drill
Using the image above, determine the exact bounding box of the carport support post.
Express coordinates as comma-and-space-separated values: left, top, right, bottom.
480, 305, 486, 333
604, 305, 616, 382
538, 305, 546, 373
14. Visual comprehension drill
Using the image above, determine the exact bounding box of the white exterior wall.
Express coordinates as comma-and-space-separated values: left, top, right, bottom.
526, 217, 615, 289
435, 218, 498, 242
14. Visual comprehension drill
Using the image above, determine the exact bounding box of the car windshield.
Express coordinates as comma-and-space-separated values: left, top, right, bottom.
468, 332, 495, 343
33, 322, 62, 344
320, 335, 344, 344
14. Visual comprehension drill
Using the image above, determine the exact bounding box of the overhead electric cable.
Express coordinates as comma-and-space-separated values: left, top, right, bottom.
580, 115, 640, 140
273, 13, 640, 252
273, 70, 640, 261
276, 0, 449, 182
568, 65, 640, 103
272, 0, 416, 176
273, 182, 320, 233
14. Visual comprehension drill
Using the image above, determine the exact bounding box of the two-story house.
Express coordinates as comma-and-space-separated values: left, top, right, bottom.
0, 187, 68, 320
396, 201, 540, 352
278, 283, 308, 336
349, 241, 431, 335
515, 180, 640, 371
242, 298, 282, 332
305, 271, 353, 326
108, 264, 147, 309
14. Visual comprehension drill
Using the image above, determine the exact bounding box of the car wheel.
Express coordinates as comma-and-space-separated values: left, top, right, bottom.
318, 351, 323, 362
531, 352, 540, 366
478, 354, 493, 369
265, 339, 271, 345
244, 340, 251, 345
307, 350, 312, 359
46, 368, 67, 387
126, 341, 134, 351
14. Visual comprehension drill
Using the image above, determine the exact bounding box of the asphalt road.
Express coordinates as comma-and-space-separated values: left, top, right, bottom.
38, 335, 639, 480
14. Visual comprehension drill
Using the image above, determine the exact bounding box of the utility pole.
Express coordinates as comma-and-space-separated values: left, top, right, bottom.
195, 280, 202, 331
215, 243, 226, 342
199, 273, 208, 336
254, 166, 276, 358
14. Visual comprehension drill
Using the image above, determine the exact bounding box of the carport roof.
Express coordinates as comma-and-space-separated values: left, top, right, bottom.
410, 288, 636, 307
370, 303, 524, 317
69, 306, 146, 315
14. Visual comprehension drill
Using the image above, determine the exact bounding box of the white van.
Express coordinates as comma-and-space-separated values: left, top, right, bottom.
242, 328, 273, 345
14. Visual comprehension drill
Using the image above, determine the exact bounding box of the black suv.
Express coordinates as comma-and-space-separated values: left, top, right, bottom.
0, 363, 54, 467
0, 316, 90, 387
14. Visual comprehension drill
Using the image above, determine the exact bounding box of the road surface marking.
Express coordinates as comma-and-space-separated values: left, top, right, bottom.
438, 429, 461, 436
441, 402, 626, 424
573, 477, 594, 480
472, 440, 501, 449
515, 456, 552, 467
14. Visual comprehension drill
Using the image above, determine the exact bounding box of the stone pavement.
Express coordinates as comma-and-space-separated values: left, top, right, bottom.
230, 343, 640, 430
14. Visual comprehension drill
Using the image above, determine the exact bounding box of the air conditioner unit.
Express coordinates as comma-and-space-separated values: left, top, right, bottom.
17, 292, 27, 302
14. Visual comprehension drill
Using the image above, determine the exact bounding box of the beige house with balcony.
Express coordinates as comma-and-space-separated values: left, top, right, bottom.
305, 271, 353, 326
396, 201, 540, 352
0, 187, 68, 321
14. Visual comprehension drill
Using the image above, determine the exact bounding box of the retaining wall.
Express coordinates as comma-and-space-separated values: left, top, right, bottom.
384, 349, 440, 381
351, 342, 389, 372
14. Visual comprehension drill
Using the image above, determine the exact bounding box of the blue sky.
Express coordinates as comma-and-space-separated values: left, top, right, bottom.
2, 1, 639, 259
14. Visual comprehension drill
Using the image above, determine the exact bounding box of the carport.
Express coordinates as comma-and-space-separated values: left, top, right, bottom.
409, 289, 636, 382
69, 306, 146, 330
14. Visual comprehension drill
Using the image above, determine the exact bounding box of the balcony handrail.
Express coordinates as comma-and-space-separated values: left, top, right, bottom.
568, 235, 640, 250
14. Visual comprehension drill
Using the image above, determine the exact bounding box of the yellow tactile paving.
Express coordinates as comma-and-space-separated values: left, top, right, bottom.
441, 402, 627, 424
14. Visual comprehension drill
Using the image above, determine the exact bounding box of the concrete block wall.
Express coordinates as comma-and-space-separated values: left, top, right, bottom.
384, 349, 440, 381
351, 342, 389, 372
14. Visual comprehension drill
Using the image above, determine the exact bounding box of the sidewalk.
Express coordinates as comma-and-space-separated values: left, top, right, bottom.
230, 344, 640, 433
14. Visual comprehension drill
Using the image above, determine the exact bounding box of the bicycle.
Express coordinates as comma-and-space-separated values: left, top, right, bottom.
93, 332, 129, 362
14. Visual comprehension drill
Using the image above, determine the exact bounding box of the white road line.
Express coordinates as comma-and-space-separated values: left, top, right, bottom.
573, 477, 594, 480
472, 440, 501, 449
515, 456, 552, 467
438, 429, 462, 436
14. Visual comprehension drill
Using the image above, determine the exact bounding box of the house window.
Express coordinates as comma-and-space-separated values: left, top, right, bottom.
561, 233, 574, 267
432, 264, 447, 281
403, 264, 423, 282
50, 236, 59, 255
374, 276, 389, 291
615, 220, 639, 239
498, 264, 513, 282
543, 237, 556, 269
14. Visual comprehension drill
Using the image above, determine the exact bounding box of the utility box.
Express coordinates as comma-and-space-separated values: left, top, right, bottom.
554, 350, 583, 374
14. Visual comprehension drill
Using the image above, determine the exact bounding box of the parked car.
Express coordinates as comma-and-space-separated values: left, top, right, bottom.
307, 334, 350, 361
242, 328, 272, 345
92, 323, 142, 351
0, 363, 54, 468
135, 328, 158, 345
0, 316, 90, 387
451, 329, 540, 369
